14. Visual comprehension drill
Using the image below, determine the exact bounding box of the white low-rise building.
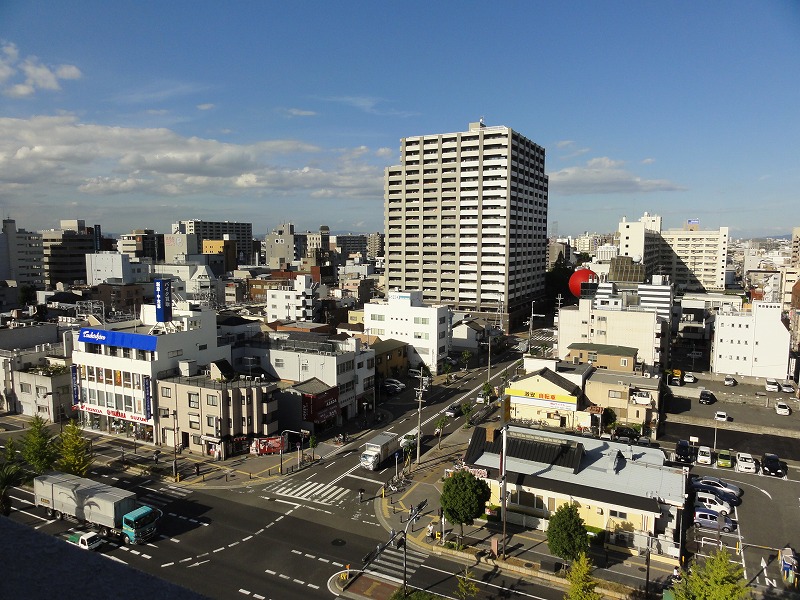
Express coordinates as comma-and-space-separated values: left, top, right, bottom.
364, 290, 450, 371
712, 301, 790, 379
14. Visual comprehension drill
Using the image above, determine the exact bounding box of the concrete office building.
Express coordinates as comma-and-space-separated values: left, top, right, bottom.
384, 121, 548, 331
41, 220, 97, 288
117, 229, 164, 262
0, 219, 44, 288
172, 220, 254, 264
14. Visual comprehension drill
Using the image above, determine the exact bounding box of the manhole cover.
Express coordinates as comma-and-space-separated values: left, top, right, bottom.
638, 567, 647, 572
332, 538, 346, 546
524, 562, 533, 568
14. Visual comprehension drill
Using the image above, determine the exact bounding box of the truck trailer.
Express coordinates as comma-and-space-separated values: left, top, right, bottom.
360, 431, 400, 470
34, 472, 159, 545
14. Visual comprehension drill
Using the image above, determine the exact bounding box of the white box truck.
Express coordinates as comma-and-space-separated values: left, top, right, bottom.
360, 431, 400, 470
34, 472, 159, 545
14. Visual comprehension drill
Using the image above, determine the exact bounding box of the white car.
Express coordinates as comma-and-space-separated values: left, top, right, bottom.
697, 445, 712, 465
781, 382, 795, 394
723, 375, 737, 386
775, 401, 791, 416
735, 452, 757, 473
714, 411, 728, 422
383, 378, 406, 390
765, 378, 780, 392
683, 373, 697, 383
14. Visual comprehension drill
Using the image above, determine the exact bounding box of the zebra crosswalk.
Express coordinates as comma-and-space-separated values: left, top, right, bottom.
262, 480, 351, 506
138, 484, 192, 509
365, 545, 428, 582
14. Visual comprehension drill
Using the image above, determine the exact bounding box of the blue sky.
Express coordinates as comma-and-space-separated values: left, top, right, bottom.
1, 1, 798, 238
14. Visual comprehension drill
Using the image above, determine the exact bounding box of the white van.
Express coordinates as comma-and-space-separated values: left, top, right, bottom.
697, 446, 712, 465
694, 491, 732, 516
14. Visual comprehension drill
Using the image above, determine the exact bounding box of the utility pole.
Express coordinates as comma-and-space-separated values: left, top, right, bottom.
415, 370, 429, 466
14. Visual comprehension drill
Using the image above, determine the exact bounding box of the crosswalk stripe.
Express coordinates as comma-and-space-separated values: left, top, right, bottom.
265, 480, 350, 505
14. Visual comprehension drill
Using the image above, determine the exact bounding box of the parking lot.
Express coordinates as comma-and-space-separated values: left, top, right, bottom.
686, 460, 800, 593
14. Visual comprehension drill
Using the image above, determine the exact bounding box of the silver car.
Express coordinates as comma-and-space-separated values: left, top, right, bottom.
691, 475, 742, 497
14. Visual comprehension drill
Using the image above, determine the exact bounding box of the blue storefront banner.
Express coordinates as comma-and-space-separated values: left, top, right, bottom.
71, 364, 80, 406
143, 375, 152, 420
78, 328, 158, 352
154, 278, 173, 323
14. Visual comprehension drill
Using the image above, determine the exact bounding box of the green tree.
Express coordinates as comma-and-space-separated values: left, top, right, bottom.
17, 284, 37, 307
309, 434, 317, 459
460, 350, 472, 371
546, 502, 589, 562
674, 548, 751, 600
565, 552, 601, 600
454, 566, 479, 600
461, 401, 475, 428
0, 461, 25, 516
4, 438, 17, 463
434, 415, 449, 449
481, 381, 493, 399
440, 470, 491, 538
20, 415, 59, 475
56, 420, 94, 476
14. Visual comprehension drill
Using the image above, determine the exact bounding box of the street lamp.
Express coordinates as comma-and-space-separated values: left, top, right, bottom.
501, 425, 508, 559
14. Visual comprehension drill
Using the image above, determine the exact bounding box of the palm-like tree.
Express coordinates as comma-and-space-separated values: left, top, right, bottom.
0, 462, 25, 516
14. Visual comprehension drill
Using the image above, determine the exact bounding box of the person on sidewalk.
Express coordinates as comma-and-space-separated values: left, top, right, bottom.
427, 522, 434, 540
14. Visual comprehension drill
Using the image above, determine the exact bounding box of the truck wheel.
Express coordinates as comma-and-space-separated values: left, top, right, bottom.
54, 511, 63, 520
46, 508, 54, 518
100, 527, 110, 537
122, 535, 131, 545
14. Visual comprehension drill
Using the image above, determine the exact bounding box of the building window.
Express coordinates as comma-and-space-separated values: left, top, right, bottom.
207, 394, 218, 406
35, 385, 47, 397
608, 390, 623, 399
124, 395, 133, 412
161, 387, 172, 398
188, 414, 200, 430
371, 314, 385, 321
188, 393, 199, 409
620, 358, 628, 367
610, 509, 628, 519
207, 416, 215, 427
192, 435, 201, 445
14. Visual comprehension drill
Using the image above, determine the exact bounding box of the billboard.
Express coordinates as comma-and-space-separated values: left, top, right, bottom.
154, 279, 173, 323
71, 364, 80, 407
78, 328, 158, 352
250, 436, 288, 456
143, 375, 152, 420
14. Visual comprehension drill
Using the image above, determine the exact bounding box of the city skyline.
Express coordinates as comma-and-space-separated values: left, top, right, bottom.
1, 2, 798, 238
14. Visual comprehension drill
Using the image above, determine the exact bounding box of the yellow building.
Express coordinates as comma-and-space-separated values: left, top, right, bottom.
463, 425, 684, 565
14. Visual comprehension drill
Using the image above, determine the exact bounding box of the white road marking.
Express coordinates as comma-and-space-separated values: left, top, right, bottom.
213, 547, 225, 553
238, 589, 251, 595
161, 562, 174, 567
265, 569, 276, 575
242, 535, 252, 541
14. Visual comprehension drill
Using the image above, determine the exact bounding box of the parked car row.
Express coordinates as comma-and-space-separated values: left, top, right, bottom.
674, 441, 787, 479
691, 475, 743, 532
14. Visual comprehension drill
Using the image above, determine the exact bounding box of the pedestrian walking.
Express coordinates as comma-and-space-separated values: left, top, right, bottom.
409, 504, 414, 518
195, 463, 200, 477
427, 522, 434, 540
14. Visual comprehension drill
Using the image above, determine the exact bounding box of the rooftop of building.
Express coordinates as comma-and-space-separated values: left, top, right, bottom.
567, 342, 639, 357
465, 425, 685, 510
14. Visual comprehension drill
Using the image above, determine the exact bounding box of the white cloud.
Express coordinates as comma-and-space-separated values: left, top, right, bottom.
324, 95, 418, 117
375, 147, 393, 158
197, 103, 215, 111
550, 156, 684, 195
282, 107, 317, 117
0, 42, 82, 98
641, 158, 655, 165
0, 114, 385, 220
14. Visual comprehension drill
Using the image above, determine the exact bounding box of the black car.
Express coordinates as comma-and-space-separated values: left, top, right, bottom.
761, 453, 788, 478
444, 402, 463, 418
382, 383, 403, 396
675, 440, 693, 464
613, 426, 638, 441
699, 390, 715, 405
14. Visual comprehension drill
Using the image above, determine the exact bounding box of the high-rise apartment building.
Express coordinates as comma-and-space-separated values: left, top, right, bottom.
172, 220, 254, 264
791, 226, 800, 268
618, 213, 729, 293
384, 121, 548, 330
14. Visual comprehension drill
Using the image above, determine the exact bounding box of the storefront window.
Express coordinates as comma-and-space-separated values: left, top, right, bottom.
115, 393, 123, 410
97, 390, 105, 406
88, 389, 96, 405
124, 395, 133, 412
106, 393, 115, 408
